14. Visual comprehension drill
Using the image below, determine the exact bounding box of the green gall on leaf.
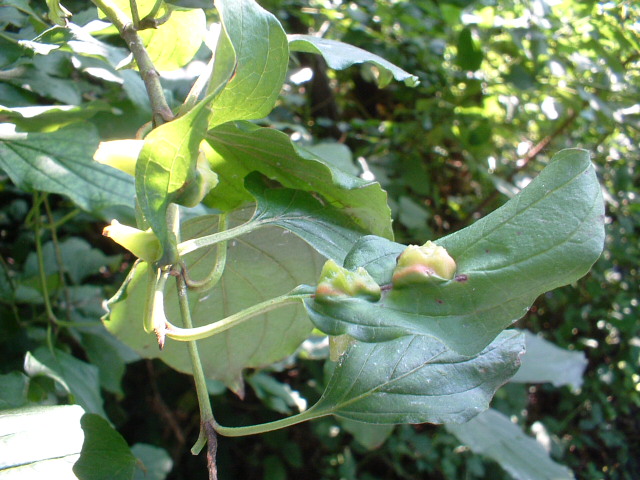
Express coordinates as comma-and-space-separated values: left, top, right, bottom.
174, 149, 219, 207
94, 140, 144, 176
315, 259, 381, 302
103, 220, 161, 263
392, 241, 456, 287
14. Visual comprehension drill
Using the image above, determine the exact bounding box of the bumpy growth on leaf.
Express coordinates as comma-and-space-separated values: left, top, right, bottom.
392, 241, 457, 287
316, 260, 381, 302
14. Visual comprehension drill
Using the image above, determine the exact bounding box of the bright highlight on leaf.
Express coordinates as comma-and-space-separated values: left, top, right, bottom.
316, 259, 381, 301
94, 139, 144, 176
392, 241, 457, 286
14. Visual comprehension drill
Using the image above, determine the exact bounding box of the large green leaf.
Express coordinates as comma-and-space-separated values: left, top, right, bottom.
208, 0, 289, 126
307, 330, 524, 424
104, 211, 325, 394
305, 149, 605, 355
288, 35, 419, 88
205, 121, 393, 239
446, 409, 574, 480
0, 405, 84, 478
0, 123, 135, 213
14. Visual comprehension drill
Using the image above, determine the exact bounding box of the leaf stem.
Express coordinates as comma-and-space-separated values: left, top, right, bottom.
176, 274, 218, 473
177, 219, 263, 256
43, 196, 72, 323
165, 289, 312, 342
183, 214, 228, 292
90, 0, 174, 126
32, 193, 59, 327
213, 406, 328, 437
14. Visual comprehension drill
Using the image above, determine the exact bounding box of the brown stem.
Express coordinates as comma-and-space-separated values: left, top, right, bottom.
204, 420, 218, 480
90, 0, 174, 126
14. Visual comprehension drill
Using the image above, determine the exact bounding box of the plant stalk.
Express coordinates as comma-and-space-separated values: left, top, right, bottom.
176, 274, 218, 479
90, 0, 174, 126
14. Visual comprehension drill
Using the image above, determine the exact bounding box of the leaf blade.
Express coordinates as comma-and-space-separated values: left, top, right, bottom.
313, 331, 524, 425
305, 149, 605, 355
288, 34, 419, 87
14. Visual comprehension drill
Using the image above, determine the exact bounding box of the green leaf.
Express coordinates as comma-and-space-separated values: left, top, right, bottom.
206, 121, 393, 239
23, 237, 119, 285
0, 102, 112, 132
510, 331, 587, 390
0, 372, 29, 410
139, 9, 206, 71
0, 123, 135, 214
103, 211, 325, 394
131, 444, 173, 480
308, 330, 524, 424
0, 405, 85, 477
208, 0, 289, 126
243, 172, 366, 263
338, 418, 395, 450
288, 35, 419, 88
73, 414, 137, 480
24, 347, 106, 417
305, 149, 605, 355
456, 27, 483, 71
446, 409, 574, 480
135, 93, 217, 264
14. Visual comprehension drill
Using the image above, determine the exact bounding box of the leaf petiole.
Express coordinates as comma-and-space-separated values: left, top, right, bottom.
182, 214, 228, 292
177, 219, 261, 256
165, 287, 314, 342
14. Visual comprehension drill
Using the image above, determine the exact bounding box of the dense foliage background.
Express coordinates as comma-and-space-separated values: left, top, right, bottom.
0, 0, 638, 479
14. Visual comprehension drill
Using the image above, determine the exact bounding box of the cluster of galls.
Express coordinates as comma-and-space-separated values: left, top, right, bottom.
315, 241, 457, 302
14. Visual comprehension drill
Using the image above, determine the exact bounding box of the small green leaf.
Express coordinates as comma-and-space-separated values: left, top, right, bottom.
0, 372, 29, 410
45, 0, 71, 26
446, 409, 575, 480
73, 414, 137, 480
338, 418, 395, 450
309, 330, 524, 424
0, 103, 112, 132
305, 149, 605, 355
131, 444, 173, 480
244, 172, 366, 262
0, 123, 135, 214
510, 331, 587, 390
0, 405, 85, 476
288, 35, 419, 88
206, 121, 393, 239
208, 0, 289, 126
456, 27, 483, 71
24, 347, 106, 417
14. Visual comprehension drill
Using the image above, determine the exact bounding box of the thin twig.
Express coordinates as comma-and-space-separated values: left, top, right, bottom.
91, 0, 174, 126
